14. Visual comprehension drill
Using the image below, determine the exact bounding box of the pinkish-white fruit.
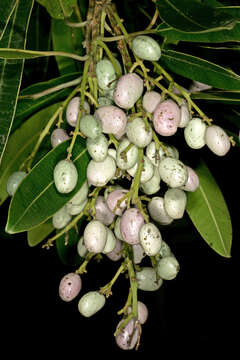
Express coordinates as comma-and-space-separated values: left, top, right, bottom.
59, 273, 82, 302
114, 73, 143, 109
106, 189, 128, 216
142, 91, 161, 114
153, 99, 180, 136
95, 105, 127, 140
120, 208, 144, 245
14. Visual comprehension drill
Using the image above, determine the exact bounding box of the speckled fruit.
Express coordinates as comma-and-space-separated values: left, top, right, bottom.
6, 171, 27, 196
126, 117, 153, 148
132, 35, 161, 61
140, 166, 161, 195
142, 90, 161, 114
51, 128, 70, 148
205, 125, 230, 156
86, 134, 108, 162
52, 205, 72, 229
159, 240, 172, 258
157, 256, 180, 280
79, 114, 102, 139
83, 220, 107, 253
114, 73, 143, 109
139, 222, 162, 256
95, 105, 127, 140
153, 100, 181, 136
87, 155, 116, 186
78, 291, 105, 317
116, 137, 138, 170
95, 195, 115, 226
106, 189, 128, 216
59, 273, 82, 302
127, 156, 154, 184
158, 157, 187, 188
164, 188, 187, 219
148, 197, 173, 225
96, 58, 117, 90
120, 208, 145, 245
54, 159, 78, 193
184, 117, 206, 149
66, 97, 90, 127
115, 318, 140, 350
136, 267, 163, 291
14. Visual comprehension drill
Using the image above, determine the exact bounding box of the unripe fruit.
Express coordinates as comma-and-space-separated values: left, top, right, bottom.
67, 180, 88, 206
153, 100, 181, 136
139, 222, 162, 256
136, 267, 163, 291
140, 166, 161, 195
146, 141, 161, 167
179, 100, 190, 128
59, 273, 82, 302
87, 155, 116, 186
106, 237, 123, 261
132, 35, 161, 61
78, 291, 106, 317
95, 196, 115, 226
51, 128, 70, 148
95, 105, 127, 140
189, 80, 212, 93
106, 189, 128, 216
66, 97, 90, 127
116, 137, 138, 170
132, 243, 146, 264
114, 216, 123, 241
96, 58, 117, 90
180, 166, 199, 192
77, 236, 88, 258
142, 91, 161, 114
114, 73, 143, 109
205, 125, 230, 156
6, 171, 27, 196
158, 240, 172, 258
126, 117, 152, 148
83, 220, 107, 253
120, 208, 145, 245
54, 159, 78, 193
158, 157, 188, 188
66, 198, 87, 216
164, 188, 187, 219
157, 256, 180, 280
52, 205, 72, 229
184, 117, 207, 149
148, 197, 173, 225
86, 134, 108, 162
127, 301, 148, 324
98, 96, 113, 107
115, 318, 140, 350
79, 115, 102, 139
128, 156, 154, 184
102, 228, 117, 254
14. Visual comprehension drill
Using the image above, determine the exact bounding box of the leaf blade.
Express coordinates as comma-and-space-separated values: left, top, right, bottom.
27, 219, 54, 247
0, 0, 17, 40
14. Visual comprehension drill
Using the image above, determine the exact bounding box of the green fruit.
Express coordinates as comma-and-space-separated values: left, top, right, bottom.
132, 35, 161, 61
157, 256, 180, 280
54, 159, 78, 194
52, 205, 72, 229
184, 118, 206, 149
6, 171, 27, 196
136, 267, 163, 291
96, 58, 117, 90
78, 291, 106, 317
158, 157, 187, 188
80, 115, 102, 139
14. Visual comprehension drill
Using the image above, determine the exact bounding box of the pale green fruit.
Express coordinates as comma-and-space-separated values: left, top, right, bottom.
139, 223, 162, 256
158, 240, 172, 258
148, 196, 173, 225
86, 134, 108, 162
87, 155, 116, 186
114, 73, 143, 109
132, 35, 161, 61
78, 291, 106, 317
142, 90, 161, 114
83, 220, 107, 253
98, 96, 113, 107
66, 97, 90, 127
205, 125, 230, 156
146, 141, 161, 167
102, 228, 117, 254
179, 100, 190, 128
114, 216, 123, 241
127, 156, 154, 184
77, 236, 88, 258
164, 188, 187, 219
158, 157, 187, 188
52, 205, 72, 229
96, 58, 117, 90
54, 159, 78, 194
80, 115, 102, 139
140, 166, 161, 195
157, 256, 180, 280
116, 137, 138, 170
126, 117, 152, 148
184, 117, 207, 149
136, 267, 163, 291
6, 171, 27, 196
66, 198, 87, 216
67, 180, 88, 206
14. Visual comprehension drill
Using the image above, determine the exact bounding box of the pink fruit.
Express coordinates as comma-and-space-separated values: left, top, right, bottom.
153, 99, 180, 136
59, 273, 82, 302
106, 189, 128, 216
120, 208, 144, 245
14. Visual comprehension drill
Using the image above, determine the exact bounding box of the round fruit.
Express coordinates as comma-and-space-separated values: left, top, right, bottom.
157, 256, 180, 280
67, 181, 88, 206
86, 134, 108, 162
78, 291, 106, 317
106, 189, 128, 216
96, 58, 117, 90
52, 205, 72, 229
66, 97, 90, 127
115, 318, 140, 350
95, 195, 115, 226
142, 90, 161, 114
180, 166, 199, 192
132, 35, 161, 61
164, 188, 187, 219
59, 273, 82, 302
51, 128, 70, 148
86, 155, 116, 186
79, 115, 102, 139
6, 171, 27, 196
126, 117, 153, 148
136, 267, 163, 291
106, 237, 123, 261
139, 222, 162, 256
95, 105, 127, 140
83, 220, 107, 253
158, 157, 187, 188
179, 101, 190, 128
54, 159, 78, 194
120, 208, 144, 245
153, 99, 181, 136
205, 125, 230, 156
102, 228, 117, 254
184, 117, 207, 149
140, 166, 161, 195
77, 236, 88, 258
114, 73, 143, 109
148, 196, 173, 225
66, 198, 87, 216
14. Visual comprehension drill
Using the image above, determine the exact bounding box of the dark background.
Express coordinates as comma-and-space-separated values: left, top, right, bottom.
0, 145, 237, 356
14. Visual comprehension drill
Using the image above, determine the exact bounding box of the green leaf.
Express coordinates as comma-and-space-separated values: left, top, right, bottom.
191, 91, 240, 105
0, 0, 17, 40
36, 0, 77, 19
6, 137, 90, 234
0, 103, 61, 206
15, 72, 80, 127
156, 0, 235, 33
27, 219, 54, 247
159, 49, 240, 90
0, 0, 34, 166
186, 160, 232, 258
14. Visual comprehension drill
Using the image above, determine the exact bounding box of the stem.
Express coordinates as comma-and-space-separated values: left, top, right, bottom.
99, 261, 127, 297
97, 29, 157, 42
95, 39, 122, 77
64, 20, 88, 28
146, 8, 159, 30
75, 253, 95, 274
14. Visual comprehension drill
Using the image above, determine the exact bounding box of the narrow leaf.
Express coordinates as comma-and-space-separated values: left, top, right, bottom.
0, 0, 34, 165
0, 103, 61, 206
191, 91, 240, 105
27, 219, 54, 247
186, 160, 232, 258
160, 49, 240, 90
0, 0, 17, 40
0, 48, 88, 61
36, 0, 77, 19
6, 137, 90, 233
156, 0, 235, 33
